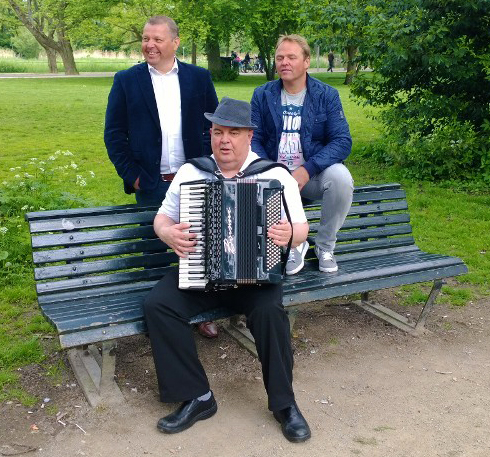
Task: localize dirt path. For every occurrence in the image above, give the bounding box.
[1,292,489,457]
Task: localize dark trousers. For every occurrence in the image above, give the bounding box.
[135,180,171,207]
[143,269,295,411]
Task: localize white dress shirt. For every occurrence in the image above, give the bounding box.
[148,60,185,174]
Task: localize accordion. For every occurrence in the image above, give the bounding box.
[178,178,283,290]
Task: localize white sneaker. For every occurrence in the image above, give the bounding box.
[314,245,338,273]
[285,241,310,275]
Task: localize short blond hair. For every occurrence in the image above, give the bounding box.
[276,34,311,59]
[145,16,179,39]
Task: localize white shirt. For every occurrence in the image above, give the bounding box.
[148,60,185,174]
[158,151,307,225]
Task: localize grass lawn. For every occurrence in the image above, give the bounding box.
[0,71,489,403]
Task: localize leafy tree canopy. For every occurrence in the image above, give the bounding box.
[351,0,490,182]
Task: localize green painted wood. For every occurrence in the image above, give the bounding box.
[29,211,157,234]
[36,269,168,298]
[25,204,158,222]
[33,239,173,264]
[31,225,156,249]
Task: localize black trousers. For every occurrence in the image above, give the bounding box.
[143,268,295,411]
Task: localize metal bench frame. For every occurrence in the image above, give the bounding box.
[26,183,467,406]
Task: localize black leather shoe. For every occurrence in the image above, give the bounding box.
[157,394,217,434]
[273,403,311,442]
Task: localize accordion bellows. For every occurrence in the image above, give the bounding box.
[179,178,283,290]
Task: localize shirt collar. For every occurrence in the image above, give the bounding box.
[147,58,179,76]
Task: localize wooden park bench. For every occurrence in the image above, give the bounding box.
[25,183,467,407]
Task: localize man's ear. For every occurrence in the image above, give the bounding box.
[248,129,254,142]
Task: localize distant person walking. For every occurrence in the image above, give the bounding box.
[327,51,335,72]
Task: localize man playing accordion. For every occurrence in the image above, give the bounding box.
[143,97,311,442]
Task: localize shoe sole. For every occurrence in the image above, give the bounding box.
[273,412,312,443]
[285,242,310,276]
[319,265,338,273]
[157,402,218,434]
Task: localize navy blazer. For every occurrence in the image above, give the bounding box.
[104,61,218,194]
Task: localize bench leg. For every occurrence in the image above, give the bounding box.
[354,280,444,335]
[223,310,299,358]
[67,340,125,407]
[414,279,443,332]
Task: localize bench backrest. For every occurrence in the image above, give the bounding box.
[25,183,412,303]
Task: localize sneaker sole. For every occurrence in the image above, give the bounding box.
[285,242,310,276]
[319,265,338,273]
[157,402,218,434]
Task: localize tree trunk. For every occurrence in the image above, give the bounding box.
[43,46,58,73]
[58,38,78,75]
[192,41,197,66]
[343,46,358,85]
[205,37,221,78]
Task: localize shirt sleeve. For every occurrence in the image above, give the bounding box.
[157,163,198,221]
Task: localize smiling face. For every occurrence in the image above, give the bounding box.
[141,23,180,73]
[275,40,310,89]
[211,125,253,176]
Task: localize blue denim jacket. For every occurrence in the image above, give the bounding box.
[251,74,352,178]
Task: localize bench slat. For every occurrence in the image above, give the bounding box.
[283,254,465,292]
[284,264,468,306]
[31,225,156,249]
[25,204,158,222]
[36,268,168,298]
[34,251,175,280]
[305,200,409,219]
[29,211,157,234]
[33,239,173,264]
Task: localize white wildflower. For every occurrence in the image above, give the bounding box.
[14,174,20,178]
[30,206,34,210]
[70,162,78,169]
[39,167,45,172]
[48,155,56,160]
[5,262,12,267]
[24,173,34,178]
[39,207,45,210]
[55,150,61,156]
[2,181,7,185]
[9,168,15,171]
[62,151,74,156]
[21,205,29,210]
[30,157,38,161]
[0,227,8,235]
[89,171,95,178]
[39,161,45,165]
[19,181,25,186]
[76,175,87,186]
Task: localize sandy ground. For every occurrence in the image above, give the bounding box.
[1,289,489,457]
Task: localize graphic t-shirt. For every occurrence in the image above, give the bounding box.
[278,88,306,171]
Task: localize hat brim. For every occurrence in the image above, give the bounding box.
[204,113,257,130]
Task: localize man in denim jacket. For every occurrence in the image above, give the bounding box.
[251,34,354,275]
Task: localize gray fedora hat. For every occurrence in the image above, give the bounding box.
[204,96,258,129]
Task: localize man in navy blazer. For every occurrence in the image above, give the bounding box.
[104,15,219,339]
[104,15,218,206]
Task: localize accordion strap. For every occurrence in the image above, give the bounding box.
[186,157,291,179]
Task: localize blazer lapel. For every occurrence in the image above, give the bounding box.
[136,63,160,128]
[177,61,191,125]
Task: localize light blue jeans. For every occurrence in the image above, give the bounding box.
[300,163,354,253]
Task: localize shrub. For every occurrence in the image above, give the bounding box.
[0,151,96,288]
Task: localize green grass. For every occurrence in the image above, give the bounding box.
[0,70,489,401]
